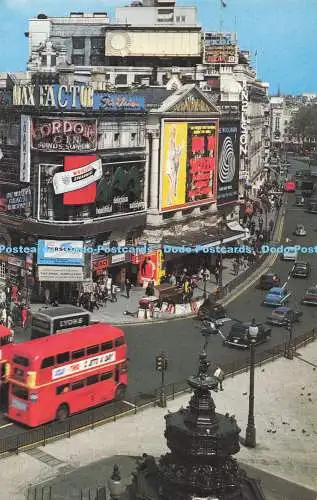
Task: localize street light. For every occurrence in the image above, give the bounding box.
[284,311,295,360]
[217,220,225,298]
[244,318,259,448]
[202,270,208,300]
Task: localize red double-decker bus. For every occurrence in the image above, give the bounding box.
[284,179,296,192]
[0,325,14,381]
[5,323,128,427]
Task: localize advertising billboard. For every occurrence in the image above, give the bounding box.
[38,266,84,282]
[240,81,249,179]
[37,240,84,266]
[161,121,218,212]
[31,118,97,152]
[204,32,237,65]
[12,85,145,111]
[217,122,240,205]
[6,187,32,211]
[38,159,145,221]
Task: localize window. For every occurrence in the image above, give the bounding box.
[0,262,6,280]
[51,55,57,66]
[100,371,113,381]
[181,16,186,21]
[41,55,47,66]
[115,337,125,347]
[73,37,85,49]
[56,384,70,395]
[176,16,180,22]
[131,133,136,141]
[72,349,85,360]
[101,341,113,351]
[57,352,70,364]
[90,55,105,66]
[114,133,120,142]
[72,55,85,65]
[115,74,127,85]
[12,356,29,367]
[41,356,55,369]
[87,375,99,385]
[12,385,28,400]
[87,345,99,356]
[91,37,104,50]
[72,380,85,391]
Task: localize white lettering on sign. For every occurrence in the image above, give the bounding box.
[240,80,248,160]
[52,351,116,380]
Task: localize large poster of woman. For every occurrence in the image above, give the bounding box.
[161,122,187,210]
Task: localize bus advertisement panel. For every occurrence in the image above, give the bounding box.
[6,323,127,427]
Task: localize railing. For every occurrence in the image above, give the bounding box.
[1,328,316,461]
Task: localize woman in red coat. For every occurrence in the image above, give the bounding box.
[21,305,28,328]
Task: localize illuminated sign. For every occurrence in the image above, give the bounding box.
[12,85,145,111]
[52,351,116,380]
[240,81,248,173]
[32,118,97,152]
[53,158,102,196]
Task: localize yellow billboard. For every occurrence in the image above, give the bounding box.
[161,122,188,210]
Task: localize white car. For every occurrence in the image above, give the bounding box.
[283,247,298,260]
[295,224,306,236]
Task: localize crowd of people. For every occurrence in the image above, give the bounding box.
[0,282,30,329]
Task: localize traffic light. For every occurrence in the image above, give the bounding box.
[156,354,168,371]
[156,355,163,371]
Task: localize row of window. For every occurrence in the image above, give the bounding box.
[56,370,113,395]
[72,36,104,50]
[12,336,125,369]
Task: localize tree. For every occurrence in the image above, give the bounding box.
[289,104,317,145]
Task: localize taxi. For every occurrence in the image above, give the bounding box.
[263,286,291,307]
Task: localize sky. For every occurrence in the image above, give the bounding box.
[0,0,316,95]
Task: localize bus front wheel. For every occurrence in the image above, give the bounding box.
[56,403,69,421]
[115,385,126,401]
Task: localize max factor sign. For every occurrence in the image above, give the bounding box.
[240,81,248,160]
[12,84,145,111]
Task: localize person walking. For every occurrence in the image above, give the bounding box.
[21,304,28,329]
[111,283,118,302]
[214,366,224,391]
[106,275,112,297]
[125,277,131,299]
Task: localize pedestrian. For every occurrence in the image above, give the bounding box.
[106,275,112,297]
[90,292,99,311]
[44,287,50,305]
[214,366,224,391]
[169,272,177,285]
[0,288,6,307]
[125,277,131,299]
[21,304,28,329]
[111,283,118,302]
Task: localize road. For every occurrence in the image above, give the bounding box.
[0,156,315,440]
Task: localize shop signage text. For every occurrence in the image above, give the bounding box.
[240,81,248,163]
[32,118,97,152]
[13,84,145,111]
[20,115,31,183]
[37,240,84,266]
[172,94,213,113]
[38,266,84,282]
[52,351,116,380]
[53,158,102,195]
[6,187,32,211]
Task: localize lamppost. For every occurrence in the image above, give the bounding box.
[285,311,295,360]
[244,318,259,448]
[217,220,225,297]
[202,270,208,299]
[156,351,168,407]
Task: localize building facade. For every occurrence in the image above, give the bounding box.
[0,82,148,298]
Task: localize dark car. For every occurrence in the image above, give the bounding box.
[198,302,230,325]
[258,272,281,290]
[295,196,305,207]
[224,322,271,349]
[291,261,310,278]
[302,287,317,305]
[267,306,303,326]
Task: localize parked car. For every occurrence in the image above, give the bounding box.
[295,196,305,207]
[258,272,281,290]
[294,224,306,236]
[291,261,310,278]
[283,247,298,261]
[267,306,303,326]
[224,322,271,349]
[263,287,291,306]
[302,287,317,305]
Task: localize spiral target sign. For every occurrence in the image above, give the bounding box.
[219,136,236,184]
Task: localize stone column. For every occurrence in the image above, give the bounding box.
[149,127,160,211]
[144,133,150,210]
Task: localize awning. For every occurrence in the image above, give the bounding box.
[227,221,250,241]
[161,224,248,250]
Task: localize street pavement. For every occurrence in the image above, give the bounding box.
[3,339,317,500]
